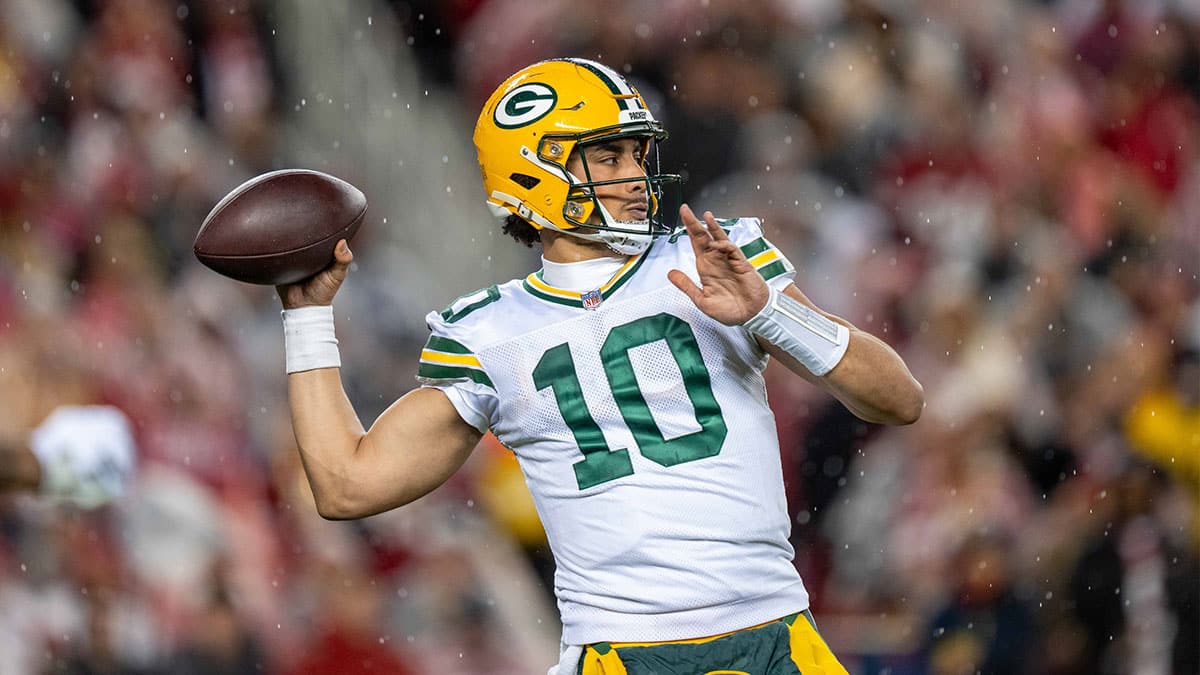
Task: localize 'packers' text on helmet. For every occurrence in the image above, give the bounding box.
[473,58,681,255]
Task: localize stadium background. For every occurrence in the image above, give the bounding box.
[0,0,1196,673]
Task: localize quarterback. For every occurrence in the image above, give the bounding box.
[278,59,922,673]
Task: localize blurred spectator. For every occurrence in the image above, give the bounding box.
[924,533,1036,675]
[1068,463,1199,675]
[163,564,266,675]
[283,564,414,675]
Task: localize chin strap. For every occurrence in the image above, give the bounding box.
[557,190,653,255]
[487,190,653,255]
[560,223,651,256]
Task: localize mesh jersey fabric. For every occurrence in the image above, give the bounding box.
[418,218,806,644]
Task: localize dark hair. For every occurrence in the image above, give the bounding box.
[502,214,541,248]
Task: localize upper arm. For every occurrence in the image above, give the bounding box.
[341,387,483,518]
[319,301,497,518]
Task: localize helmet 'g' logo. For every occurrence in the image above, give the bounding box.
[494,83,557,129]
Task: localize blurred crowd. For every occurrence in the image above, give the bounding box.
[0,0,1196,674]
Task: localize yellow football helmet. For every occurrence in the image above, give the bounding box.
[473,58,680,255]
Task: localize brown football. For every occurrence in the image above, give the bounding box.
[194,169,366,285]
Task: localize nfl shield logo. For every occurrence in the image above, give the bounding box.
[581,290,602,310]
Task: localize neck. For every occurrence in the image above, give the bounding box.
[540,254,628,292]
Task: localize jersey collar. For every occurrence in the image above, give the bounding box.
[522,240,654,308]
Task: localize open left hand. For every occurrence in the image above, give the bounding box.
[667,204,770,325]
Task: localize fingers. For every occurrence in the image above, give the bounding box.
[703,211,731,242]
[679,204,707,239]
[276,240,354,309]
[708,239,741,259]
[327,239,353,278]
[325,241,351,287]
[679,205,733,243]
[667,269,703,304]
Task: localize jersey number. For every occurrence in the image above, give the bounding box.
[532,313,728,489]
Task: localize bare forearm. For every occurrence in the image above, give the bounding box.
[286,367,369,516]
[759,285,923,425]
[763,329,923,425]
[822,330,924,425]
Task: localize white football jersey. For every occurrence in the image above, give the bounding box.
[418,218,808,644]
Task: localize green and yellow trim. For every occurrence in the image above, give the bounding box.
[418,335,494,387]
[521,241,654,308]
[739,237,770,258]
[740,237,792,282]
[746,248,781,268]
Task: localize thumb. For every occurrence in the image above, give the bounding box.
[667,269,703,304]
[333,239,353,265]
[326,240,353,282]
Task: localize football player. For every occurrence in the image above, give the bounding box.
[277,58,923,673]
[0,405,137,509]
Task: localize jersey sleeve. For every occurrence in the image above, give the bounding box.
[417,310,499,433]
[723,217,797,292]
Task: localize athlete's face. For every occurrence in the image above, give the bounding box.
[567,137,650,224]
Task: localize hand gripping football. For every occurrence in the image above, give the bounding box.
[193,169,366,285]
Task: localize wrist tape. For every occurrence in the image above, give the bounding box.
[744,286,850,376]
[282,305,341,373]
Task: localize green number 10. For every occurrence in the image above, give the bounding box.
[532,313,728,489]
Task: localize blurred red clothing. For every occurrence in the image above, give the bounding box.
[285,628,414,675]
[1098,88,1197,196]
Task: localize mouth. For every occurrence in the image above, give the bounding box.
[625,202,649,220]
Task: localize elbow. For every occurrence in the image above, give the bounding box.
[894,380,925,425]
[315,503,357,521]
[308,468,375,521]
[312,490,364,521]
[310,476,415,521]
[866,379,924,426]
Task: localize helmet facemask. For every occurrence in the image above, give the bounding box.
[533,125,681,256]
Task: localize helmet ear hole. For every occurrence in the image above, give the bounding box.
[509,173,541,189]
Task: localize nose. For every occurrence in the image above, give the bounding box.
[623,162,647,190]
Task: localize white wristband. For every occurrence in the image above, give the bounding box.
[282,305,341,373]
[744,286,850,376]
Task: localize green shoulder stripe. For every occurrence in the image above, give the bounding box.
[758,260,790,281]
[441,285,501,323]
[739,237,770,258]
[424,335,472,354]
[417,363,495,388]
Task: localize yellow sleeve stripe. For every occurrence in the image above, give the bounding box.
[747,249,781,269]
[420,350,484,369]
